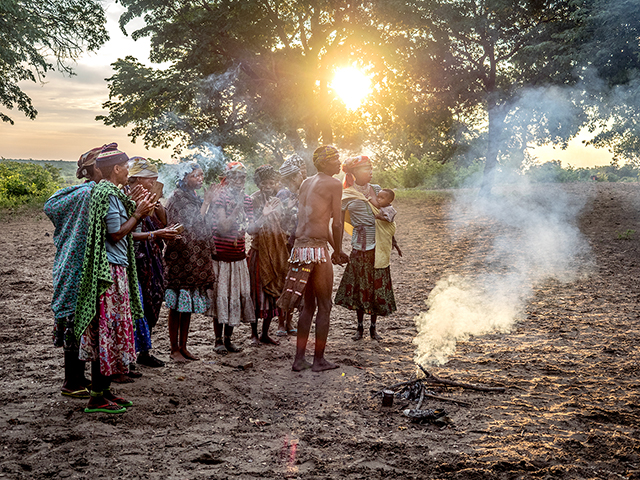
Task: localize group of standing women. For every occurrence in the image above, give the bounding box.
[161,157,309,360]
[162,150,398,360]
[46,145,398,411]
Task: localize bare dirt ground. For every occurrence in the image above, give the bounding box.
[0,182,639,479]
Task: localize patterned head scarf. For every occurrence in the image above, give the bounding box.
[128,157,159,178]
[279,154,303,178]
[96,143,129,169]
[176,162,201,190]
[341,155,371,188]
[221,161,247,185]
[279,161,301,178]
[76,145,104,179]
[312,145,339,170]
[253,164,279,186]
[288,154,306,170]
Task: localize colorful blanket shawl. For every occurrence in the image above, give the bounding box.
[74,180,142,340]
[250,191,289,297]
[44,182,94,319]
[342,187,396,269]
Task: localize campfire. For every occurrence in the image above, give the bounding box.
[376,365,506,425]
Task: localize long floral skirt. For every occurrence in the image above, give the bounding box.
[334,249,396,316]
[78,264,137,376]
[208,259,256,326]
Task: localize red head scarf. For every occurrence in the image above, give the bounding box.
[341,155,371,188]
[220,161,246,185]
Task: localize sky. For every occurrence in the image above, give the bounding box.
[1,1,172,163]
[1,1,614,168]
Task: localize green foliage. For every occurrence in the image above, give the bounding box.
[562,1,640,164]
[2,159,80,185]
[617,229,636,241]
[375,156,640,190]
[0,0,108,124]
[99,0,462,169]
[101,1,393,163]
[373,155,483,189]
[96,0,640,177]
[0,161,62,209]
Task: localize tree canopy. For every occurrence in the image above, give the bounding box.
[579,0,640,163]
[99,0,436,165]
[0,0,108,124]
[99,0,640,181]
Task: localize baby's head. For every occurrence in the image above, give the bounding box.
[377,188,395,208]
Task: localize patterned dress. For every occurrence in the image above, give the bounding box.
[164,187,215,313]
[79,264,137,376]
[248,191,289,320]
[209,187,256,326]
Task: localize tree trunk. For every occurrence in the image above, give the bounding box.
[317,78,333,145]
[480,99,501,196]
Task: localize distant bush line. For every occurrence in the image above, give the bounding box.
[0,160,65,212]
[373,158,640,189]
[2,157,639,214]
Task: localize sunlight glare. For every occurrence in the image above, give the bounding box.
[331,67,372,110]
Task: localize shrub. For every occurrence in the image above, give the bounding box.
[372,155,484,189]
[0,161,62,209]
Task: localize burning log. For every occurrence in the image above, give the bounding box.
[403,408,448,424]
[417,365,506,393]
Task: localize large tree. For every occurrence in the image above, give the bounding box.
[402,0,588,190]
[98,0,428,164]
[578,0,640,163]
[0,0,108,124]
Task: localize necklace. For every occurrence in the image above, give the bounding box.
[353,182,370,197]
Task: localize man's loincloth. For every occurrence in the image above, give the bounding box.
[276,238,328,311]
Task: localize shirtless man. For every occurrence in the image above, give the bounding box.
[277,145,349,372]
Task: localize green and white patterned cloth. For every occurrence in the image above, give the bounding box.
[74,180,142,340]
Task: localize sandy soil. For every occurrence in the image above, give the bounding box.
[0,182,639,479]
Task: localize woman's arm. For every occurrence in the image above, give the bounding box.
[107,195,154,243]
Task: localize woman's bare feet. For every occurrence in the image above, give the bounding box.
[292,358,312,371]
[250,335,260,347]
[311,358,339,372]
[260,334,280,345]
[224,338,243,353]
[180,347,199,361]
[170,350,188,362]
[111,374,134,384]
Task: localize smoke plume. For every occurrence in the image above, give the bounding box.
[157,142,227,198]
[413,178,592,366]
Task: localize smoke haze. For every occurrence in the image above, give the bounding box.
[157,143,227,198]
[413,179,592,366]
